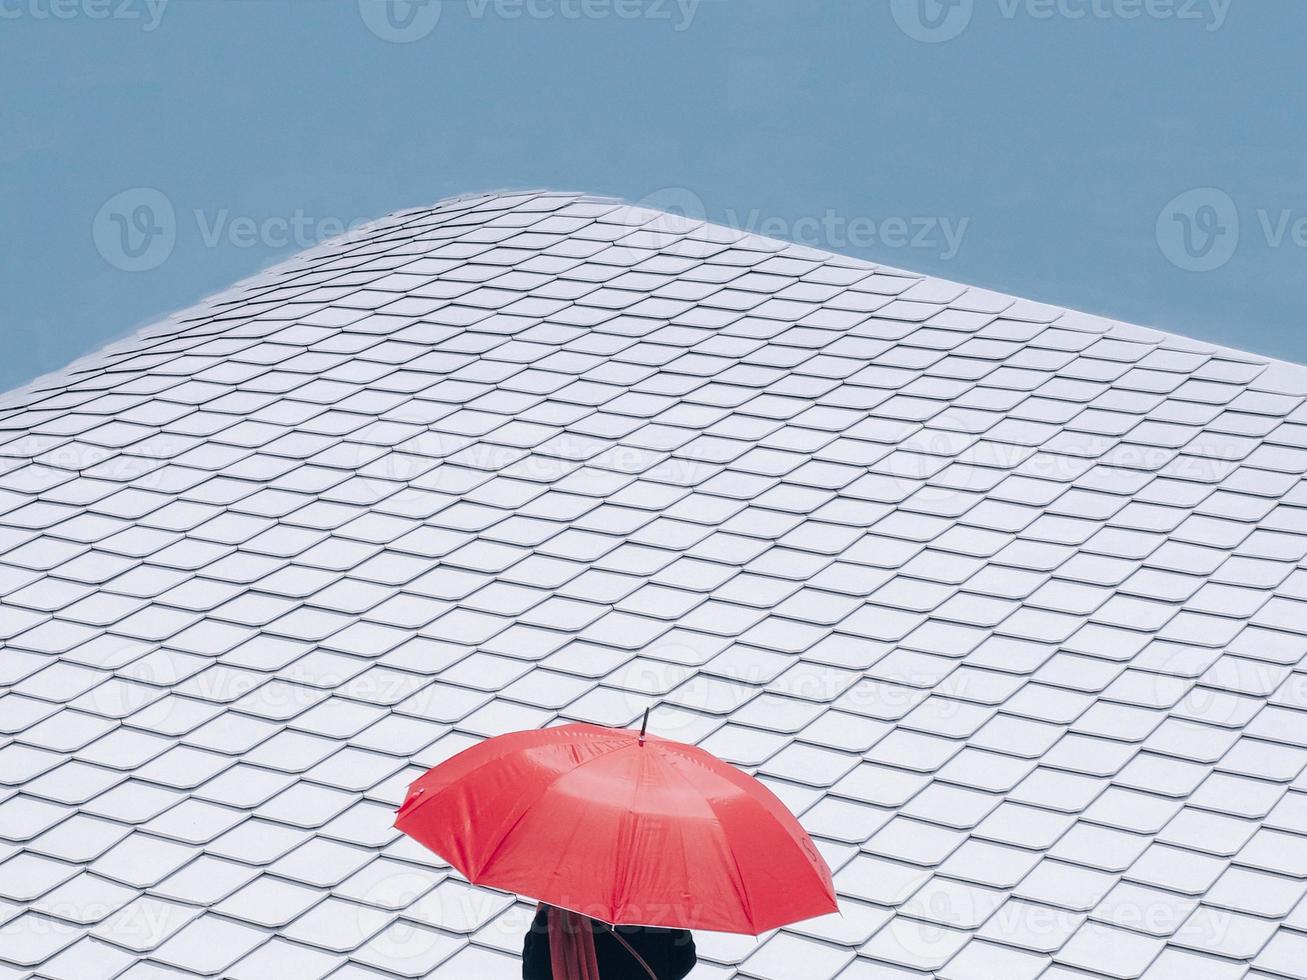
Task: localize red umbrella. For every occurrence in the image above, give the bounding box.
[394,719,837,935]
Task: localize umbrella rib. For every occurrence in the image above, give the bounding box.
[469,739,634,885]
[608,740,648,923]
[655,749,758,934]
[540,781,612,918]
[698,790,760,934]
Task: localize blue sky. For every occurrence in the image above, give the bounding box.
[2,0,1305,393]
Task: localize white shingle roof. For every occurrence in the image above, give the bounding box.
[3,190,1307,979]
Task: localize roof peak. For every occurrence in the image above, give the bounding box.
[5,188,1306,416]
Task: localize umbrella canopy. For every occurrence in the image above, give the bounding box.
[394,722,837,935]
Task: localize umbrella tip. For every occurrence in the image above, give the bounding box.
[638,706,651,745]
